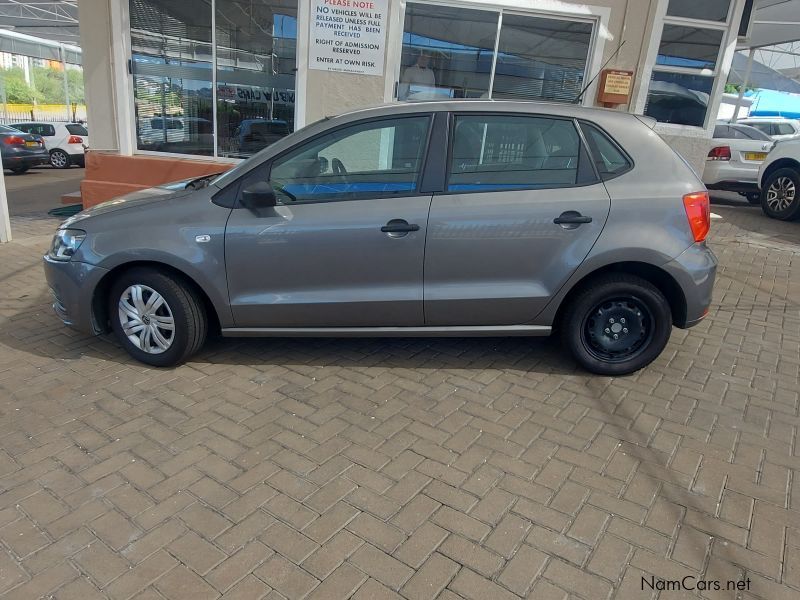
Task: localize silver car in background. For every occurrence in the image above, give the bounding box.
[43,101,716,375]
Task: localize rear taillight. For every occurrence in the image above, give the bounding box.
[683,191,710,242]
[2,135,25,146]
[707,146,731,161]
[67,135,83,144]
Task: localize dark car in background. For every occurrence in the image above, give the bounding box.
[0,124,49,174]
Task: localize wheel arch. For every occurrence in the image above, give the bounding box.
[553,261,688,330]
[761,158,800,188]
[91,261,221,335]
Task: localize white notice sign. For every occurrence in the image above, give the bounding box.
[309,0,387,76]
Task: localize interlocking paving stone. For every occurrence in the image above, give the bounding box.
[1,204,799,599]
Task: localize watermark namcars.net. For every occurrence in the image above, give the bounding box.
[642,575,751,593]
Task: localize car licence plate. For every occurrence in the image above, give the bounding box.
[744,152,767,161]
[25,140,39,147]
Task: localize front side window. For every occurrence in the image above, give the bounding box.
[447,115,581,192]
[644,0,731,128]
[268,117,430,204]
[776,123,796,135]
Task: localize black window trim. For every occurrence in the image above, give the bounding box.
[577,120,635,182]
[216,112,436,209]
[438,111,600,197]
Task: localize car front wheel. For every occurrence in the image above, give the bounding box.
[561,274,672,376]
[50,149,70,169]
[109,268,207,367]
[761,168,800,220]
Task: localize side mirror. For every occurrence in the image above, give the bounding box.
[240,181,277,209]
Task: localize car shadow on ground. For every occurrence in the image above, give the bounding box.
[0,290,578,376]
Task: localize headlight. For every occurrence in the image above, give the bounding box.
[48,229,86,261]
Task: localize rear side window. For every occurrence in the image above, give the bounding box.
[713,125,731,139]
[447,115,582,192]
[580,122,632,179]
[66,124,88,136]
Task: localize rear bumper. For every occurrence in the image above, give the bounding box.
[662,242,718,328]
[43,256,109,335]
[2,153,49,169]
[705,180,759,194]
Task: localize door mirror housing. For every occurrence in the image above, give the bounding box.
[240,181,277,209]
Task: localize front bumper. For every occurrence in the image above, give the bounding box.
[662,242,718,328]
[43,256,109,335]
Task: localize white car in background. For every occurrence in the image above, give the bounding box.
[703,123,774,204]
[736,117,800,142]
[9,121,89,169]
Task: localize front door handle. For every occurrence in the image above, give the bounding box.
[381,219,420,236]
[554,212,593,226]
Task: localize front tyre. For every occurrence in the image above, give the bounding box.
[109,268,207,367]
[561,274,672,376]
[761,168,800,220]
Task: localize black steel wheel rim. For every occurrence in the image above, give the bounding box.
[581,296,655,363]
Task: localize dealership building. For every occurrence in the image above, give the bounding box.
[76,0,754,205]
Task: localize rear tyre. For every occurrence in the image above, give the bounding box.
[50,149,70,169]
[10,166,29,175]
[561,274,672,376]
[761,168,800,220]
[745,192,761,205]
[109,268,207,367]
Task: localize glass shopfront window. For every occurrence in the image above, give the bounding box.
[130,0,214,155]
[215,0,297,158]
[644,0,732,128]
[129,0,297,158]
[397,3,594,103]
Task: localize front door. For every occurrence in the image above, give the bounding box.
[225,115,433,327]
[424,113,611,325]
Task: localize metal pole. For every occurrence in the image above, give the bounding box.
[731,47,755,122]
[60,45,71,121]
[0,169,11,243]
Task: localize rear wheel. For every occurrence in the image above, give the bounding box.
[761,168,800,220]
[109,268,207,367]
[50,149,70,169]
[561,274,672,376]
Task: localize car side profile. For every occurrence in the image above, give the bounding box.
[43,101,716,375]
[10,121,89,169]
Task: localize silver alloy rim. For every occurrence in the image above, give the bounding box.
[766,176,796,212]
[118,284,175,354]
[51,151,67,168]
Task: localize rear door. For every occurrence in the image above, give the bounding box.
[423,113,612,326]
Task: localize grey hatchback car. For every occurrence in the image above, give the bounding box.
[44,101,716,375]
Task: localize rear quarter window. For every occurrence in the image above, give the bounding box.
[580,122,632,180]
[66,124,89,136]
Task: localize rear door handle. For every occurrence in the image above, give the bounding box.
[554,212,593,226]
[381,219,420,234]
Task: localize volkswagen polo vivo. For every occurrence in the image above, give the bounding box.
[44,101,716,375]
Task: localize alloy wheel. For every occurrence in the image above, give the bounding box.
[117,284,175,354]
[766,176,796,212]
[50,151,68,168]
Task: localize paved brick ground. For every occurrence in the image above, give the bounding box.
[0,202,799,600]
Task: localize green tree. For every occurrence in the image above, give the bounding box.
[0,67,40,103]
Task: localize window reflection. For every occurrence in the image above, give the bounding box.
[493,14,592,102]
[644,71,713,127]
[215,0,298,158]
[399,3,497,101]
[657,25,723,70]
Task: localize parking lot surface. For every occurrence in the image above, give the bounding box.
[0,186,799,599]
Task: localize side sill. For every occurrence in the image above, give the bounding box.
[221,325,553,338]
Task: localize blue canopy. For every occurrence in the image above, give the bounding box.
[746,89,800,119]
